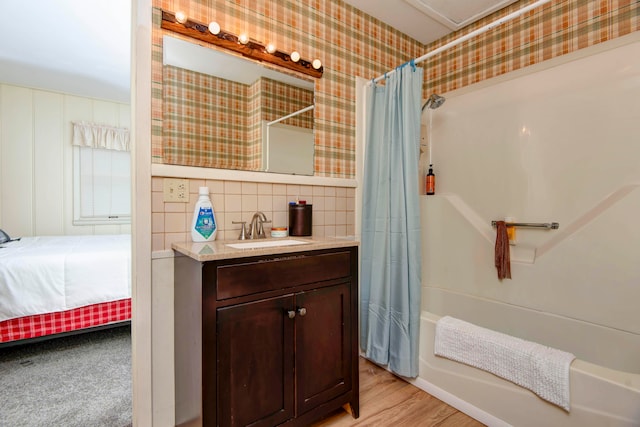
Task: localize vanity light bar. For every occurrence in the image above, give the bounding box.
[161,10,323,79]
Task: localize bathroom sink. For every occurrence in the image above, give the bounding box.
[226,239,311,250]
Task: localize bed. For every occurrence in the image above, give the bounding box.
[0,234,131,345]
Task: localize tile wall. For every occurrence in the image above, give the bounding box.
[152,177,355,251]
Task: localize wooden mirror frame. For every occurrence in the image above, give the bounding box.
[161,10,323,80]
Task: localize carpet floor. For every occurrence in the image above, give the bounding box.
[0,325,132,427]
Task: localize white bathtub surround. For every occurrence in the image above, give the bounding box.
[417,35,640,426]
[434,316,575,411]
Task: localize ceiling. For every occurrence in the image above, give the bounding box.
[0,0,514,103]
[342,0,518,44]
[0,0,131,103]
[343,0,452,45]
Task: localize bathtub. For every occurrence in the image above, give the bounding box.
[407,34,640,427]
[411,294,640,426]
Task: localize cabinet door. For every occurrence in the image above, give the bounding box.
[217,295,295,427]
[295,282,351,415]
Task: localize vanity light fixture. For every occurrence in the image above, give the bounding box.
[175,10,187,24]
[266,43,277,54]
[206,0,220,35]
[238,33,249,44]
[161,10,323,79]
[208,21,221,35]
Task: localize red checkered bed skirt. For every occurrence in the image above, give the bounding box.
[0,298,131,344]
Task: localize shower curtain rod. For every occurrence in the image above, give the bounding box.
[267,105,314,126]
[369,0,553,85]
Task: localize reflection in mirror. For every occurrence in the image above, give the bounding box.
[162,36,315,175]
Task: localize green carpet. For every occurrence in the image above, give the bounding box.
[0,325,131,427]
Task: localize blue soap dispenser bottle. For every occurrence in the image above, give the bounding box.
[191,187,217,242]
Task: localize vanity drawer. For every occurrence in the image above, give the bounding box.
[215,251,351,300]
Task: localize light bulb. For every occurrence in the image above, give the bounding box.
[312,59,322,69]
[208,21,220,35]
[238,33,249,44]
[175,10,187,24]
[266,43,276,54]
[290,51,300,62]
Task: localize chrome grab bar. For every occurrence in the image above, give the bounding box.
[491,221,559,229]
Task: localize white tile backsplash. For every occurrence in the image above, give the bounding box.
[152,177,355,250]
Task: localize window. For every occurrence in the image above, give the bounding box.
[72,121,131,225]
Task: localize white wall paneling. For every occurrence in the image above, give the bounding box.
[63,95,92,235]
[1,85,33,237]
[0,83,130,237]
[34,90,64,235]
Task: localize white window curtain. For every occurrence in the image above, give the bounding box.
[72,122,131,225]
[72,121,130,152]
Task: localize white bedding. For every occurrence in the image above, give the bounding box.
[0,234,131,322]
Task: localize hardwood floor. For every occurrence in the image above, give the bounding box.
[313,357,485,427]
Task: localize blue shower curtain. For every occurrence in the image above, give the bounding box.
[361,62,423,378]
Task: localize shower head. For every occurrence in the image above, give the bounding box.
[422,94,446,111]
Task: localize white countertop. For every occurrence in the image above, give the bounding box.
[172,236,359,262]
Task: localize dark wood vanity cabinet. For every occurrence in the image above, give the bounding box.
[175,246,359,427]
[216,295,295,427]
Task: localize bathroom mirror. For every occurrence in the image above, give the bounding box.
[162,36,315,175]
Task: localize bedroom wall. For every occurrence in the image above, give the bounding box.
[0,83,131,237]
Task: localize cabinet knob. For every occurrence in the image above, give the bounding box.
[297,307,307,317]
[287,310,296,319]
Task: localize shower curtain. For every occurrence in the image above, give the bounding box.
[360,62,423,377]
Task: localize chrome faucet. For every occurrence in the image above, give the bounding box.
[248,212,271,239]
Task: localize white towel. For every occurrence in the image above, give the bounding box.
[434,316,576,411]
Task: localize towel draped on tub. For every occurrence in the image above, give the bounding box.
[434,316,576,411]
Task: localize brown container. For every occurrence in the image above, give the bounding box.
[288,204,312,236]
